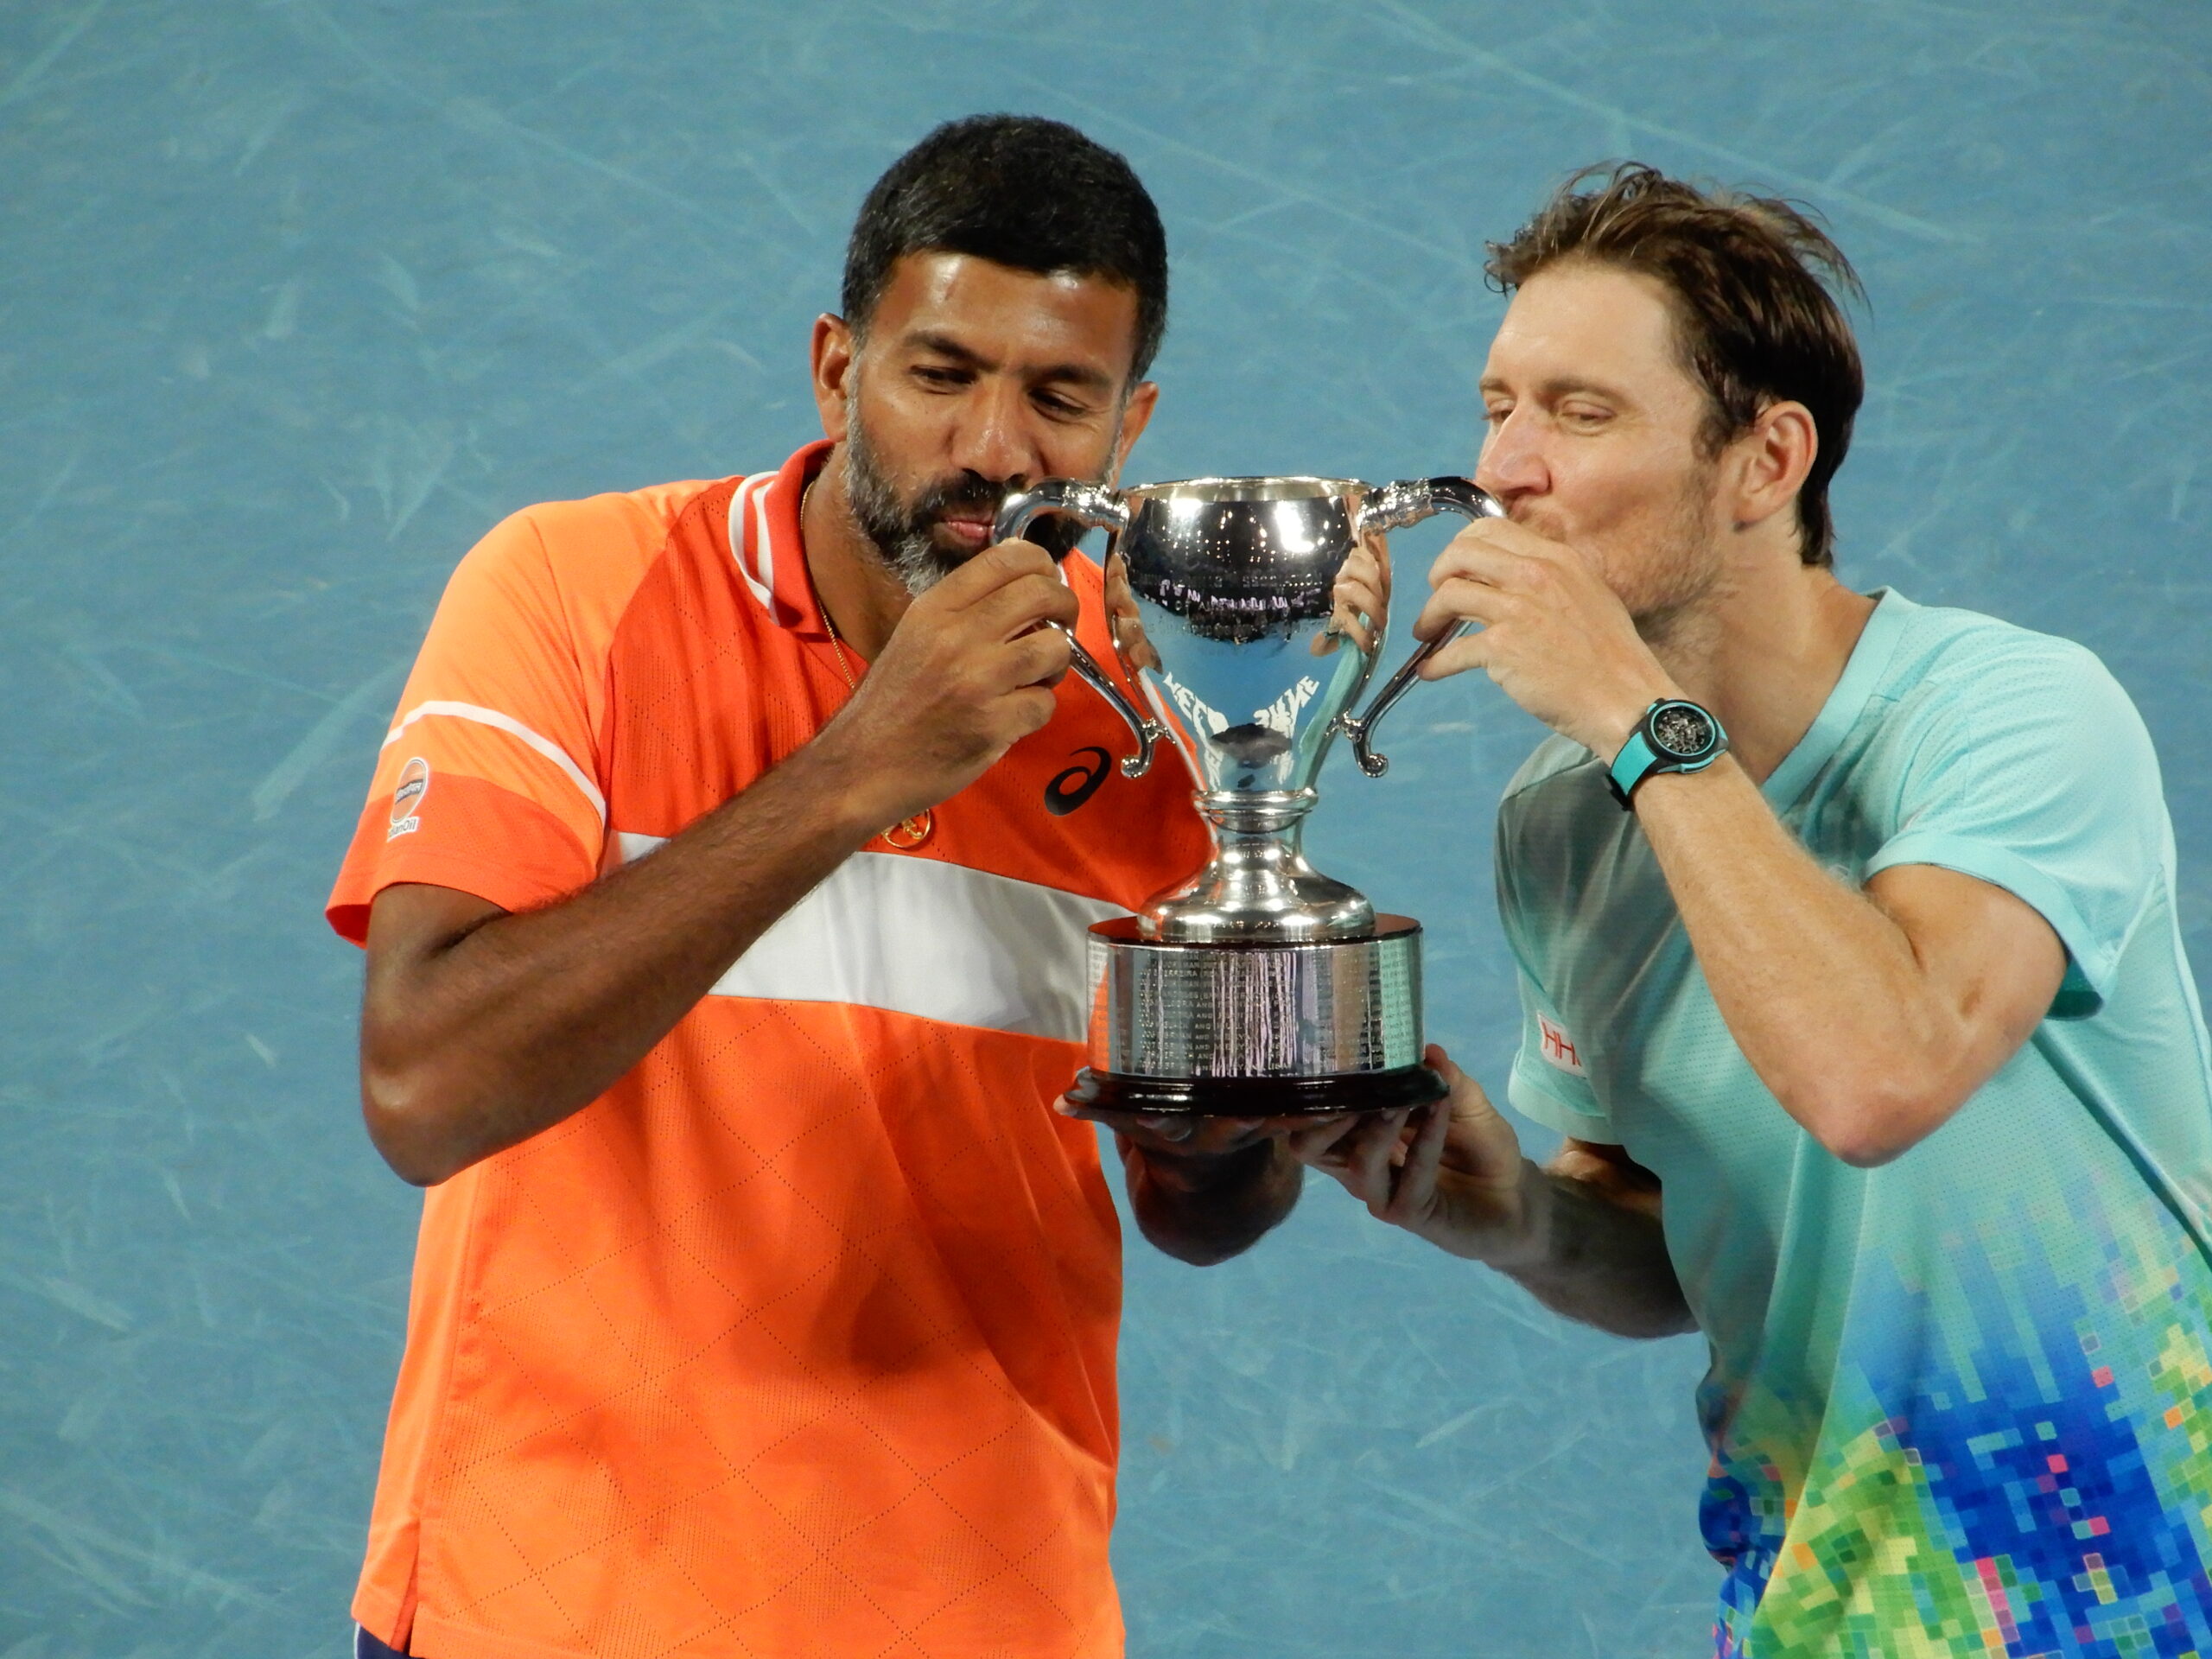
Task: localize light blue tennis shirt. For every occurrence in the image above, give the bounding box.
[1498,590,2212,1658]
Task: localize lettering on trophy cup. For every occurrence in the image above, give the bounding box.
[1157,668,1230,737]
[1255,676,1322,738]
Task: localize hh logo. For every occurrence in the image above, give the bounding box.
[1537,1014,1586,1077]
[388,756,430,840]
[1045,746,1113,817]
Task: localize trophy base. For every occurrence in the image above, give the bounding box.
[1071,914,1436,1118]
[1062,1062,1447,1121]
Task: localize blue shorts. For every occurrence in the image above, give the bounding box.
[355,1628,406,1659]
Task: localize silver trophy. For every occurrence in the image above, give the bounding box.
[995,474,1503,1116]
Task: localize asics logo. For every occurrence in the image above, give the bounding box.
[1044,747,1113,816]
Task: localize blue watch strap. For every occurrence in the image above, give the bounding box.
[1607,729,1662,808]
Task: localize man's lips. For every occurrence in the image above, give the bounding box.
[938,513,994,550]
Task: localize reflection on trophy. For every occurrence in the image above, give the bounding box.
[995,474,1503,1116]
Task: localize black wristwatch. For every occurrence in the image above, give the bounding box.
[1605,698,1728,810]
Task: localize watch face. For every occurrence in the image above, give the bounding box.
[1649,702,1715,760]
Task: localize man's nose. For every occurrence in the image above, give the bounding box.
[1475,411,1548,505]
[948,379,1036,487]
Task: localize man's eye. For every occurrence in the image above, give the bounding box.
[1560,404,1612,425]
[1483,405,1512,425]
[1035,393,1085,417]
[913,365,968,387]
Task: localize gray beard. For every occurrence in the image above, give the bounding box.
[842,419,960,596]
[840,397,1114,596]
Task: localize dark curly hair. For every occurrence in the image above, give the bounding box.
[842,114,1168,384]
[1487,163,1866,567]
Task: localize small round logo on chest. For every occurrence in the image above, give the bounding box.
[881,811,934,849]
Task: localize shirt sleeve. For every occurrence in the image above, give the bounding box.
[1505,964,1618,1142]
[1861,633,2166,1020]
[327,508,608,944]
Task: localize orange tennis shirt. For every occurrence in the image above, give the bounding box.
[327,441,1209,1659]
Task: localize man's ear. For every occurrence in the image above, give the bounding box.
[1729,400,1817,534]
[1109,380,1160,482]
[811,314,856,443]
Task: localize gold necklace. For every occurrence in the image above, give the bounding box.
[804,472,932,850]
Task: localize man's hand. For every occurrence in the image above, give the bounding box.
[1318,541,1390,657]
[820,539,1080,829]
[1411,518,1674,759]
[1074,1103,1344,1267]
[1287,1047,1536,1266]
[1103,551,1161,676]
[1289,1047,1696,1337]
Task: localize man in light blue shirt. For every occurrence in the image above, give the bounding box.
[1299,165,2212,1656]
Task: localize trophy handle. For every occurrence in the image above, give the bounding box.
[1336,477,1506,779]
[992,480,1163,779]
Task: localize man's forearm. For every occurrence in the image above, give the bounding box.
[1630,755,2002,1162]
[1484,1162,1694,1339]
[1119,1138,1304,1266]
[361,740,883,1182]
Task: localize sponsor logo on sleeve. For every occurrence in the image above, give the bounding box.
[388,756,430,840]
[1045,746,1113,816]
[1537,1013,1586,1077]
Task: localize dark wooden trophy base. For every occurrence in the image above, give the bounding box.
[1061,1062,1447,1122]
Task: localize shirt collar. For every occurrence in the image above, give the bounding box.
[1761,587,1916,810]
[726,440,833,638]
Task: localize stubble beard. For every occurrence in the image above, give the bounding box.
[1621,459,1726,654]
[841,395,1106,597]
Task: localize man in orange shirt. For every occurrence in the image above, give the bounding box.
[330,115,1305,1659]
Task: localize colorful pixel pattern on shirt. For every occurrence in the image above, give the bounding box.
[1709,1155,2212,1657]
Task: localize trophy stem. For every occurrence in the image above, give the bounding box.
[1137,790,1376,944]
[1200,786,1319,837]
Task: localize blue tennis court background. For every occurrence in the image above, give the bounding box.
[3,3,2209,1654]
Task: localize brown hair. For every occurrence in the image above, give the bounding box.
[1485,163,1866,567]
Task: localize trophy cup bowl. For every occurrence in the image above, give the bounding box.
[995,473,1504,1118]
